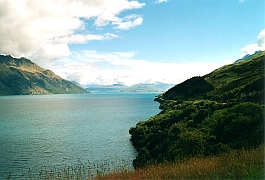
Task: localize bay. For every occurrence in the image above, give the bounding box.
[0,93,160,178]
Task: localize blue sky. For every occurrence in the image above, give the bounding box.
[0,0,264,86]
[79,0,264,63]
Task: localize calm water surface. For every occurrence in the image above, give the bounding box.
[0,93,160,178]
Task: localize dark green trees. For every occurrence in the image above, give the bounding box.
[130,100,264,168]
[202,102,264,148]
[162,76,214,101]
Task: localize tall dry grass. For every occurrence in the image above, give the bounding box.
[95,145,264,180]
[10,145,263,179]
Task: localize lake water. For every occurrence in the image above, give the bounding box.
[0,93,160,179]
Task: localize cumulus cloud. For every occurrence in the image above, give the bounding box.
[0,0,145,63]
[241,29,265,56]
[51,50,221,86]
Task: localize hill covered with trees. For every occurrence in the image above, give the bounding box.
[129,51,264,168]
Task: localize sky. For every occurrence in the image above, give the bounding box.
[0,0,264,86]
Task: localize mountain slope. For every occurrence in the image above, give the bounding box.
[159,50,264,103]
[204,50,264,103]
[161,76,214,100]
[234,50,262,63]
[0,55,88,95]
[129,51,264,168]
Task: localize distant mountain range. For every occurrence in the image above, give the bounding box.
[0,55,88,95]
[85,83,174,93]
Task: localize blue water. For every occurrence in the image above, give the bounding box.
[0,93,160,178]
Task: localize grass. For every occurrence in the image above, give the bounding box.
[7,158,133,179]
[8,145,263,179]
[95,145,264,180]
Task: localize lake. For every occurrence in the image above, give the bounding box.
[0,93,160,179]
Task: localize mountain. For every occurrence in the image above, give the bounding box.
[129,50,264,168]
[0,55,89,95]
[234,50,262,63]
[159,50,264,103]
[85,84,126,93]
[85,83,174,93]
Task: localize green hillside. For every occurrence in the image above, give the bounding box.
[129,51,264,168]
[160,51,264,103]
[0,55,89,95]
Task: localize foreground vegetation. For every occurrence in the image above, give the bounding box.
[8,158,133,179]
[129,101,264,168]
[96,145,264,180]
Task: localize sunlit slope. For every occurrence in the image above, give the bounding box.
[0,55,88,95]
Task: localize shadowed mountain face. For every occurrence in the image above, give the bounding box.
[0,55,88,95]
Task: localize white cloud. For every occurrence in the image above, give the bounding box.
[241,29,265,56]
[51,50,221,86]
[239,0,245,3]
[113,15,144,30]
[54,33,118,44]
[257,29,265,48]
[223,59,235,65]
[0,0,145,63]
[155,0,169,4]
[29,43,71,68]
[94,0,145,27]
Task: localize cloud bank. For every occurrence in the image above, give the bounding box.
[51,50,221,86]
[0,0,145,65]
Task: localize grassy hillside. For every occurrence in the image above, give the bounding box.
[160,50,264,103]
[129,51,264,168]
[0,55,88,95]
[204,51,264,103]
